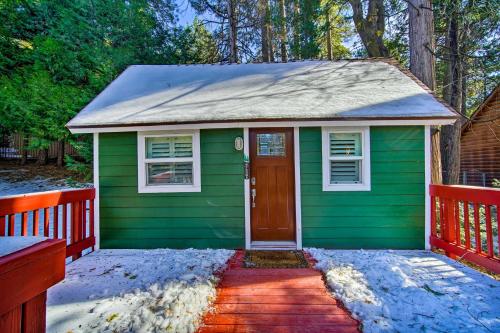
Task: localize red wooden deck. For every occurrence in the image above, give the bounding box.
[198,250,360,333]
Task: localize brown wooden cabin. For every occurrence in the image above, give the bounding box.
[460,85,500,187]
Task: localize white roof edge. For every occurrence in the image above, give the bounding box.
[69,118,456,134]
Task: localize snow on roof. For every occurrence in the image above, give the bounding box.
[67,60,456,129]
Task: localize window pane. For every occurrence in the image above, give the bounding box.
[330,160,361,184]
[146,136,192,158]
[147,162,193,185]
[257,133,286,156]
[330,133,362,157]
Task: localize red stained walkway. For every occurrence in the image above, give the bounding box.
[198,250,360,333]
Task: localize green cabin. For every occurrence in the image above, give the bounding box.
[67,60,457,250]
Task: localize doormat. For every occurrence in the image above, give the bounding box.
[243,250,309,268]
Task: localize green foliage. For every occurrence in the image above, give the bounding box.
[317,1,351,59]
[0,0,218,177]
[295,0,322,59]
[65,134,93,181]
[171,19,219,64]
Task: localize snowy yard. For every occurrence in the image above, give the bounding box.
[308,249,500,333]
[0,174,79,197]
[47,249,233,333]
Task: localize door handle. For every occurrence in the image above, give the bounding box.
[251,188,256,208]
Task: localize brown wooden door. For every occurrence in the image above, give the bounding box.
[250,128,295,242]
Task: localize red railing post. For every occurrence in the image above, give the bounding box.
[463,202,471,250]
[0,216,5,236]
[443,198,457,258]
[8,215,14,236]
[473,203,481,253]
[485,205,493,258]
[21,212,28,236]
[62,204,67,241]
[71,201,81,260]
[33,210,39,236]
[53,206,59,239]
[497,208,500,257]
[90,199,95,251]
[430,195,436,237]
[43,207,50,237]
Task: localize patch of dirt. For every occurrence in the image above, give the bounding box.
[0,160,87,183]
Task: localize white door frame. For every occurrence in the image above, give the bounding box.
[243,127,302,250]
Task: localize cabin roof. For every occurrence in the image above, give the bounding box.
[67,59,457,129]
[462,85,500,133]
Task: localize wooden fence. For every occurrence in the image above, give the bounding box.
[0,132,79,160]
[430,184,500,274]
[0,188,96,259]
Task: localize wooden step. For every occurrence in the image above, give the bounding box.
[224,268,318,276]
[203,313,359,326]
[214,303,350,315]
[215,294,339,305]
[198,325,360,333]
[218,287,327,296]
[219,275,324,289]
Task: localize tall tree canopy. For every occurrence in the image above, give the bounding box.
[0,0,218,170]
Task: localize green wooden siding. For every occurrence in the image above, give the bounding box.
[99,129,245,249]
[300,126,425,249]
[99,126,425,250]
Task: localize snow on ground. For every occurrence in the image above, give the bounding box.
[0,176,86,197]
[0,173,91,237]
[0,175,67,196]
[308,249,500,333]
[0,236,47,256]
[47,248,233,333]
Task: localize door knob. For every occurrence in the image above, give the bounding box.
[251,188,256,208]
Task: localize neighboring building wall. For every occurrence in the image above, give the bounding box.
[99,129,245,249]
[300,126,425,249]
[460,89,500,187]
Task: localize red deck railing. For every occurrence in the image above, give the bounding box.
[430,184,500,274]
[0,188,96,259]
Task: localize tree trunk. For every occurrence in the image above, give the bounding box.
[440,0,462,185]
[431,129,442,184]
[292,0,301,60]
[349,0,388,57]
[227,0,238,63]
[259,0,269,62]
[408,0,436,90]
[37,148,48,166]
[269,16,275,63]
[325,10,332,60]
[278,0,288,62]
[57,140,65,167]
[408,0,441,184]
[20,135,28,165]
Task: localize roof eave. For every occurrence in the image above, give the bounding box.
[67,116,457,134]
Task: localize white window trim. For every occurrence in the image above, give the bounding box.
[322,126,371,191]
[137,130,201,193]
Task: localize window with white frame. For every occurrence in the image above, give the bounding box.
[322,127,371,191]
[138,131,201,193]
